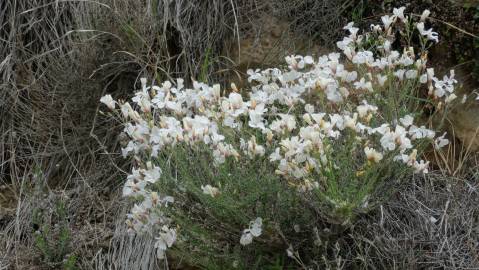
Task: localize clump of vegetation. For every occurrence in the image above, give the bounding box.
[101,7,468,268]
[1,0,477,269]
[32,199,77,269]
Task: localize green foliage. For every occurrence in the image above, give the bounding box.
[32,199,77,269]
[351,0,366,23]
[150,118,411,267]
[104,4,460,269]
[155,145,309,268]
[199,47,212,83]
[63,255,78,270]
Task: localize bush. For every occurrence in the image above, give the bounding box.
[101,7,463,268]
[32,199,77,269]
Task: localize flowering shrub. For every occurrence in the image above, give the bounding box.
[101,7,458,267]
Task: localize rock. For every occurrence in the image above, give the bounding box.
[449,100,479,151]
[224,14,327,88]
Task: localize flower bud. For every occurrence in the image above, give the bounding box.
[420,10,430,22]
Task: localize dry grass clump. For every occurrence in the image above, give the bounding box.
[297,172,479,269]
[270,0,356,46]
[84,0,263,84]
[0,0,258,268]
[349,173,479,269]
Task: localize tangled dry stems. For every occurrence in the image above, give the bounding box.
[354,173,479,269]
[270,0,354,46]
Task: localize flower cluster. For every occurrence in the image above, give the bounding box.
[100,7,458,259]
[240,218,263,246]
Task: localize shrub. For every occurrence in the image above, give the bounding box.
[32,198,77,269]
[100,7,462,268]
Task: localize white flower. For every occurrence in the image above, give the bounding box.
[409,125,435,140]
[356,100,378,118]
[250,217,262,236]
[285,55,308,69]
[325,85,343,103]
[100,94,116,110]
[155,226,177,259]
[417,22,439,43]
[121,141,137,158]
[344,113,358,130]
[269,148,282,162]
[380,125,412,152]
[229,92,244,109]
[399,115,414,127]
[270,114,296,133]
[248,137,265,157]
[143,164,162,183]
[354,77,373,92]
[248,103,267,130]
[393,7,406,22]
[413,160,429,174]
[380,129,397,151]
[240,217,263,246]
[405,69,418,79]
[151,89,167,109]
[434,132,449,149]
[352,51,374,65]
[394,69,406,81]
[399,149,417,165]
[343,22,359,39]
[399,55,414,66]
[304,55,314,65]
[304,104,315,114]
[125,122,149,142]
[382,40,392,53]
[387,51,400,65]
[299,127,319,145]
[427,68,435,80]
[394,125,413,151]
[123,178,147,197]
[132,85,152,113]
[201,184,220,197]
[213,143,239,164]
[240,231,253,246]
[372,124,390,135]
[364,147,383,163]
[377,74,388,86]
[337,36,354,51]
[339,70,358,83]
[420,73,428,84]
[445,93,457,103]
[381,15,394,29]
[120,102,137,120]
[286,246,295,258]
[370,24,382,33]
[420,9,431,22]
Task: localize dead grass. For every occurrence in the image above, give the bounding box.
[351,172,479,269]
[0,1,258,268]
[270,0,355,46]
